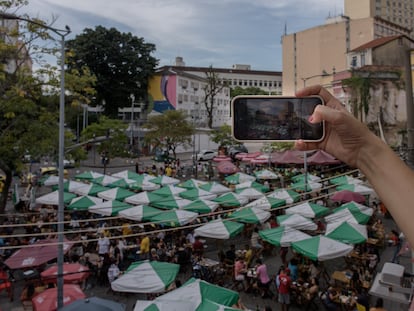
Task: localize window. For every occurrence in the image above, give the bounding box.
[351,56,358,67]
[361,54,365,67]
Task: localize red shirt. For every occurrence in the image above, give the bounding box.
[192,239,204,252]
[278,272,291,294]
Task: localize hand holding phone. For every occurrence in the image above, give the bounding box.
[231,96,325,142]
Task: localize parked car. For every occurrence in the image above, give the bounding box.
[153,148,176,162]
[227,144,248,158]
[195,150,218,161]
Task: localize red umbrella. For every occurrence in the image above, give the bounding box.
[213,155,232,162]
[273,150,303,165]
[217,161,240,174]
[41,263,90,285]
[32,284,86,311]
[5,238,72,270]
[307,150,341,165]
[331,190,366,204]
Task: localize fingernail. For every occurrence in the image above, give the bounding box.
[308,116,314,122]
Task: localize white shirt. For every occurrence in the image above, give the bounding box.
[97,237,110,255]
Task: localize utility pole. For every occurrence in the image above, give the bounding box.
[404,48,414,168]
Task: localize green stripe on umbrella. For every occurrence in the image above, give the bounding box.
[235,181,270,193]
[225,172,256,184]
[228,207,270,224]
[194,219,244,239]
[35,191,77,205]
[149,210,198,227]
[330,175,362,185]
[181,199,219,214]
[179,188,217,201]
[93,175,121,186]
[72,183,110,196]
[52,180,85,193]
[178,179,208,189]
[267,189,300,204]
[74,171,103,181]
[325,221,367,244]
[234,187,265,200]
[125,191,164,205]
[245,196,286,210]
[254,169,279,180]
[88,200,132,216]
[336,183,375,195]
[285,202,329,218]
[212,192,248,207]
[291,173,321,183]
[96,187,135,201]
[67,195,103,211]
[152,185,186,197]
[149,175,180,186]
[276,214,317,231]
[259,226,311,247]
[199,182,231,194]
[112,170,142,180]
[151,196,193,210]
[118,205,162,222]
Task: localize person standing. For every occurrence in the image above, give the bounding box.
[255,259,271,298]
[140,233,150,260]
[97,233,110,257]
[278,268,292,311]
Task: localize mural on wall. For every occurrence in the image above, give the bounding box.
[148,74,177,113]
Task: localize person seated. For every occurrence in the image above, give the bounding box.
[233,254,248,291]
[254,259,271,298]
[303,277,319,302]
[192,236,204,256]
[322,286,340,311]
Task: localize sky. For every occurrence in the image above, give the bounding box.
[15,0,344,71]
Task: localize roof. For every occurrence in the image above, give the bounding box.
[351,35,403,52]
[157,65,282,77]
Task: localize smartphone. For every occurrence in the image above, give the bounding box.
[231,95,325,142]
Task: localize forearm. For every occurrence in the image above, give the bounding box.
[358,135,414,245]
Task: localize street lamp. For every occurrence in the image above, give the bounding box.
[0,12,71,309]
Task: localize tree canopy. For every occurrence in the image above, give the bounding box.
[66,26,158,117]
[143,110,194,158]
[209,124,238,147]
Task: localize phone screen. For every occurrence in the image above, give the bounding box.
[232,96,324,142]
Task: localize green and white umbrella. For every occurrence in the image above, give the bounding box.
[125,191,164,205]
[291,173,321,183]
[290,181,323,192]
[336,183,375,196]
[182,199,219,214]
[149,175,180,186]
[67,195,103,211]
[178,179,208,189]
[74,171,104,181]
[118,205,163,222]
[245,196,286,210]
[234,187,265,201]
[330,175,362,185]
[259,226,311,247]
[325,202,373,225]
[291,235,353,261]
[149,210,198,227]
[35,191,77,205]
[108,178,137,189]
[52,180,85,193]
[72,183,110,197]
[152,185,186,197]
[128,180,160,191]
[267,189,300,204]
[112,260,180,293]
[112,170,142,181]
[88,200,132,216]
[151,196,193,210]
[97,187,135,201]
[224,172,256,185]
[228,207,270,224]
[325,221,367,244]
[179,188,217,201]
[254,169,279,180]
[277,214,317,231]
[134,278,239,311]
[194,219,244,239]
[235,181,270,193]
[285,202,329,218]
[199,182,231,195]
[335,201,373,215]
[93,175,121,186]
[212,192,248,207]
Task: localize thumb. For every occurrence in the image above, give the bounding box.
[310,104,346,124]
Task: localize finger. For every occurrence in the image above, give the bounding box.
[295,139,320,151]
[309,104,346,124]
[295,85,324,97]
[297,85,345,111]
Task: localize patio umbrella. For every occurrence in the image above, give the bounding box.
[331,190,366,204]
[67,195,104,211]
[334,201,373,214]
[199,182,231,195]
[52,180,85,192]
[228,207,270,224]
[135,297,241,311]
[216,161,240,174]
[111,260,180,293]
[149,210,198,227]
[178,179,208,189]
[291,173,321,183]
[234,187,265,200]
[254,169,279,180]
[336,183,376,196]
[325,221,368,244]
[74,171,103,181]
[118,205,163,222]
[72,183,110,197]
[41,262,90,285]
[245,196,286,210]
[96,187,135,201]
[224,172,256,184]
[61,297,125,311]
[291,235,353,261]
[88,200,132,216]
[250,154,272,165]
[259,226,312,247]
[267,189,300,204]
[306,150,340,165]
[125,191,164,205]
[194,219,244,239]
[108,178,137,189]
[152,185,186,197]
[179,188,217,201]
[5,238,72,270]
[212,192,248,207]
[151,196,193,210]
[276,214,317,231]
[329,175,363,185]
[325,208,371,225]
[213,155,232,162]
[35,190,77,205]
[284,202,329,218]
[39,175,66,186]
[134,278,239,311]
[290,181,323,192]
[128,180,160,191]
[32,284,86,311]
[181,199,219,214]
[149,175,180,186]
[93,175,121,186]
[235,181,269,193]
[112,170,142,181]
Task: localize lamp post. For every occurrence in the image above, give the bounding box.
[0,12,71,309]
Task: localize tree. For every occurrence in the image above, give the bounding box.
[343,75,372,122]
[66,26,158,117]
[230,86,269,97]
[143,110,194,158]
[202,66,226,128]
[209,124,238,148]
